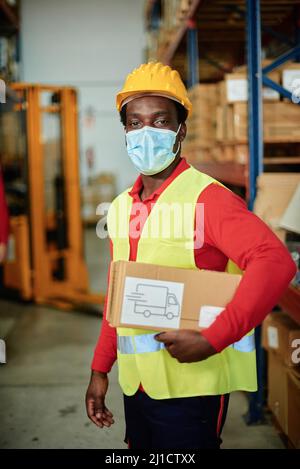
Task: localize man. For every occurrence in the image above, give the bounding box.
[86,62,296,449]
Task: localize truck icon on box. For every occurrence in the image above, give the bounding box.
[126,283,180,320]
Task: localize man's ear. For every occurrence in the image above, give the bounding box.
[179,122,187,142]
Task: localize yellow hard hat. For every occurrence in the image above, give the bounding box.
[116,62,192,116]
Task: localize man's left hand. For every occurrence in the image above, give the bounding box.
[155,330,217,363]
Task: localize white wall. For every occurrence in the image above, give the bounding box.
[20,0,145,192]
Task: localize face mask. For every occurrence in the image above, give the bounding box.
[125,124,181,176]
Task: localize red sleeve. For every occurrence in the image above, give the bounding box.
[91,240,117,373]
[197,183,297,352]
[0,169,9,244]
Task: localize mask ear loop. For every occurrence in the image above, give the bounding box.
[173,123,182,156]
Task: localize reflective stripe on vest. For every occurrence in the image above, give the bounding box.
[118,333,166,354]
[118,332,255,355]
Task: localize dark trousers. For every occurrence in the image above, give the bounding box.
[124,390,229,450]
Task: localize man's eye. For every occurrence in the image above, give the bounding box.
[130,121,140,127]
[155,119,168,126]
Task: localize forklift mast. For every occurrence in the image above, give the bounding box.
[0,84,104,308]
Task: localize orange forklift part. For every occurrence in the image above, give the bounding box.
[2,84,105,308]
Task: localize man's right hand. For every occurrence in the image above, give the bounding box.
[85,371,114,428]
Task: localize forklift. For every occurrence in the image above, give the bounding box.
[0,83,105,309]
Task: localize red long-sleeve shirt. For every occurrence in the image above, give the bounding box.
[91,157,296,373]
[0,169,9,245]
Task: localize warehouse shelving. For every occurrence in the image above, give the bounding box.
[146,0,300,207]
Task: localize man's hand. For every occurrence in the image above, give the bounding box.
[85,371,114,428]
[0,243,7,264]
[155,330,217,363]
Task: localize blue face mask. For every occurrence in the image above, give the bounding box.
[125,124,181,175]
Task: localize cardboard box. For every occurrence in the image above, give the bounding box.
[183,144,213,163]
[187,118,216,143]
[267,351,288,433]
[287,368,300,448]
[268,352,300,445]
[264,102,300,141]
[234,144,248,165]
[262,312,300,368]
[216,101,300,143]
[215,103,247,142]
[231,103,247,141]
[188,83,219,103]
[216,106,225,141]
[106,260,241,331]
[254,173,300,241]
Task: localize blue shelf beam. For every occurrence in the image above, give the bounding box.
[262,45,300,73]
[187,19,199,88]
[246,0,263,212]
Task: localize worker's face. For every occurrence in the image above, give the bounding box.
[125,96,186,152]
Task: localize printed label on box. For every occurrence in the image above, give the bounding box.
[226,79,247,102]
[267,326,279,349]
[199,305,224,328]
[121,276,184,329]
[282,69,300,93]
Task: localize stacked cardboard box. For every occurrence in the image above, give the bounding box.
[214,61,300,164]
[217,101,300,143]
[184,61,300,164]
[262,312,300,447]
[287,369,300,448]
[183,84,218,163]
[264,102,300,141]
[253,173,300,242]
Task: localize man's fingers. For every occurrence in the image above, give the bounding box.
[86,398,115,428]
[155,331,177,344]
[86,399,102,427]
[94,401,114,427]
[166,344,177,357]
[101,412,115,427]
[103,407,114,418]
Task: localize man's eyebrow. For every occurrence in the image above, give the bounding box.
[127,110,171,118]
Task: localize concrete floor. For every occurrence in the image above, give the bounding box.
[0,298,285,449]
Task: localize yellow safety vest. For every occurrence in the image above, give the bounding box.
[107,165,257,399]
